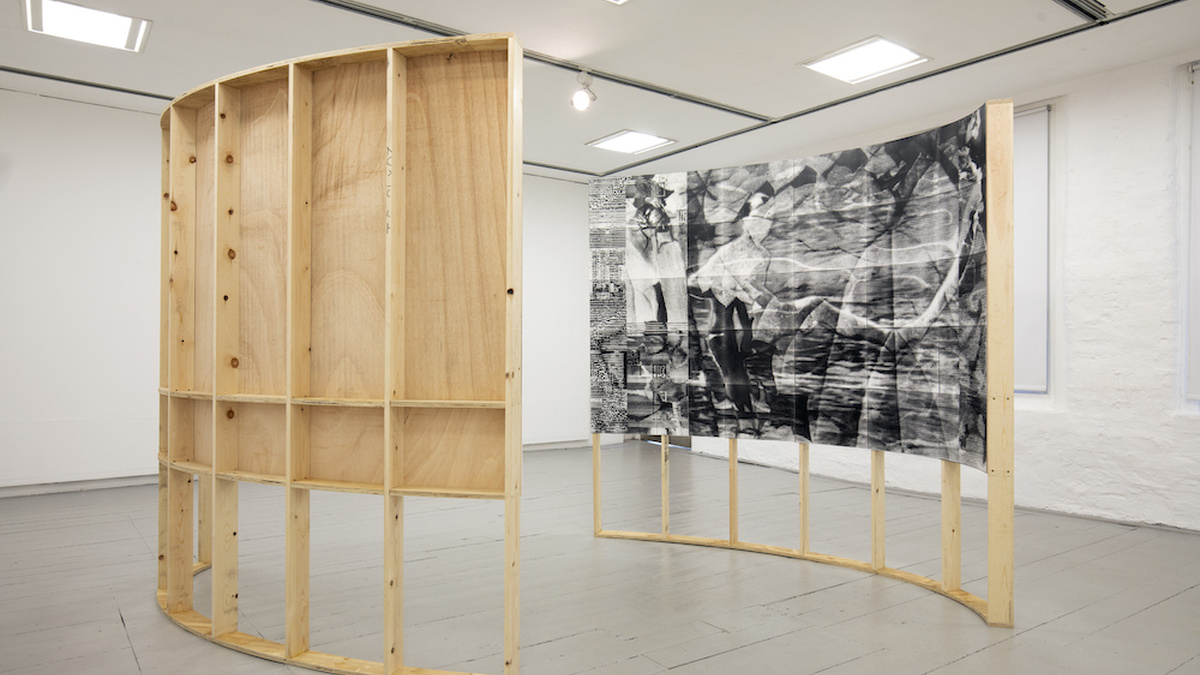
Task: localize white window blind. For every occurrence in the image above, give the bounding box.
[1013,105,1051,394]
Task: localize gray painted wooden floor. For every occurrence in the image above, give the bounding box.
[2,442,1199,674]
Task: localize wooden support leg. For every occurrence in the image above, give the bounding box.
[941,461,962,592]
[384,494,403,674]
[286,486,310,657]
[871,450,885,571]
[661,435,669,536]
[504,490,520,675]
[166,467,194,614]
[729,438,739,544]
[197,474,212,565]
[592,433,601,535]
[211,476,238,637]
[799,443,809,555]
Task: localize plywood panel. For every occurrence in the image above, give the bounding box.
[310,60,387,400]
[237,403,286,478]
[404,51,508,402]
[400,408,504,492]
[169,396,195,463]
[194,101,216,393]
[193,399,215,467]
[307,407,384,486]
[239,79,289,396]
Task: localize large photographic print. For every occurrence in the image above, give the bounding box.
[590,108,989,470]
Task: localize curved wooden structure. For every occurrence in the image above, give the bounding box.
[157,34,523,674]
[592,100,1015,628]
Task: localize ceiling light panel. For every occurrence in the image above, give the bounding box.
[25,0,152,52]
[804,36,926,84]
[588,130,675,154]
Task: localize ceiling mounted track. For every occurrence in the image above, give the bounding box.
[1052,0,1112,21]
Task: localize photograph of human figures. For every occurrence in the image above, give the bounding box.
[590,108,990,470]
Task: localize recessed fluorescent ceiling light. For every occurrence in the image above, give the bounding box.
[804,36,926,84]
[25,0,151,52]
[588,130,675,154]
[605,0,632,4]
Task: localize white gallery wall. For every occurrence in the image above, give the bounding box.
[0,88,592,488]
[691,48,1200,532]
[1,47,1198,533]
[0,90,161,487]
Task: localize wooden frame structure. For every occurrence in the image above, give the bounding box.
[157,34,524,674]
[592,99,1015,628]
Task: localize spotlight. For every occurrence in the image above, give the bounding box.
[572,71,596,111]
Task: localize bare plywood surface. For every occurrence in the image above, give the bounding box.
[404,51,508,402]
[237,403,286,478]
[238,79,289,397]
[310,61,387,400]
[400,408,504,493]
[307,407,385,486]
[194,101,216,394]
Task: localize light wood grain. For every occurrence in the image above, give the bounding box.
[798,442,809,554]
[166,468,194,613]
[236,403,286,478]
[161,125,170,391]
[592,434,601,535]
[308,408,385,487]
[169,105,198,392]
[194,99,216,394]
[399,408,503,493]
[941,460,962,592]
[985,98,1016,628]
[157,464,168,593]
[871,449,884,571]
[729,438,739,544]
[238,78,289,396]
[289,64,313,401]
[197,474,212,565]
[404,50,508,402]
[215,83,242,398]
[211,476,238,637]
[285,484,310,657]
[310,60,387,400]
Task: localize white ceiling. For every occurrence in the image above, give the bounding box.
[2,0,1199,179]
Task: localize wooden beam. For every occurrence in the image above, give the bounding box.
[214,83,242,398]
[871,449,885,571]
[503,36,524,675]
[165,467,194,613]
[592,433,601,535]
[383,47,406,675]
[285,62,314,658]
[169,105,198,393]
[985,98,1016,628]
[942,460,962,592]
[729,438,738,544]
[798,443,810,555]
[661,435,670,536]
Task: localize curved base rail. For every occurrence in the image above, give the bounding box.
[156,567,486,675]
[596,529,989,621]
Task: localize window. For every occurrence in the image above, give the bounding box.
[1188,64,1200,400]
[1013,104,1051,394]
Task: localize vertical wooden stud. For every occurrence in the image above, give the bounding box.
[157,464,168,593]
[383,47,407,675]
[286,62,314,659]
[169,105,198,393]
[941,460,962,592]
[210,82,243,640]
[160,122,171,393]
[871,449,885,571]
[166,468,194,613]
[660,435,670,537]
[197,477,212,565]
[503,35,525,675]
[466,38,527,670]
[215,83,242,398]
[985,98,1016,628]
[798,442,810,555]
[592,433,601,535]
[729,438,739,544]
